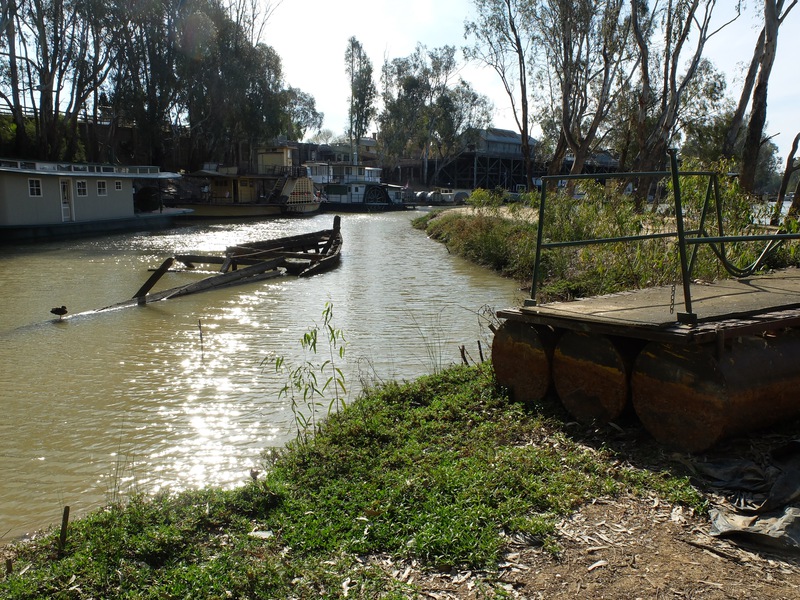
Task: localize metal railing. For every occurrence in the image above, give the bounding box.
[526,149,800,325]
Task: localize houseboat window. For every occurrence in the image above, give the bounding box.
[115,181,122,191]
[76,181,87,197]
[28,178,42,197]
[97,181,107,196]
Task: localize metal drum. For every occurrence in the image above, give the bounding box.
[632,329,800,452]
[492,320,554,405]
[552,331,638,424]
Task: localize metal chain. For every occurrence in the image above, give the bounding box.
[670,283,676,315]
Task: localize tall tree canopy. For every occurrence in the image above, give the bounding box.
[345,36,377,165]
[465,0,536,188]
[529,0,634,176]
[379,44,491,185]
[0,0,316,167]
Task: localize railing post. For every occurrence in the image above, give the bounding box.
[669,149,697,325]
[525,180,548,306]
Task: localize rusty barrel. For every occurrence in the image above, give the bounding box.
[632,329,800,453]
[552,331,637,424]
[492,320,554,404]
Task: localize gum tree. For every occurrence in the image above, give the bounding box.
[465,0,536,189]
[530,0,634,176]
[737,0,797,193]
[345,36,376,165]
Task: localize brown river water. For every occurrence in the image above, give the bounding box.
[0,210,523,542]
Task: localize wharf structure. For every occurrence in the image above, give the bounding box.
[492,152,800,453]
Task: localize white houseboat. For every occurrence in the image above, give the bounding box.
[304,162,415,212]
[0,158,182,242]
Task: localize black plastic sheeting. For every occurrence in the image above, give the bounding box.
[690,440,800,551]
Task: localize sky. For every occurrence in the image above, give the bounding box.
[264,0,799,161]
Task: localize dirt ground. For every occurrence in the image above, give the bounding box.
[391,495,800,599]
[383,421,800,600]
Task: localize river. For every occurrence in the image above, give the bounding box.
[0,210,524,542]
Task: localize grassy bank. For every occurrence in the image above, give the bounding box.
[0,364,704,598]
[414,175,800,301]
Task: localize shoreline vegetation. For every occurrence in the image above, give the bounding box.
[1,364,704,598]
[414,175,800,304]
[4,175,800,597]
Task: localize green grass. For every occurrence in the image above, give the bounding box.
[414,168,800,302]
[1,364,705,598]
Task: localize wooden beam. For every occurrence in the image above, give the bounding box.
[132,257,174,300]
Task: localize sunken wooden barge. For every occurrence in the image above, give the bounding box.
[103,216,341,311]
[493,153,800,453]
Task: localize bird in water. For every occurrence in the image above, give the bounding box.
[50,306,68,320]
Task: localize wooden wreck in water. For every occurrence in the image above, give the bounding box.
[101,216,342,311]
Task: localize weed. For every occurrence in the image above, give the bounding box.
[417,163,800,301]
[274,301,347,444]
[408,307,449,375]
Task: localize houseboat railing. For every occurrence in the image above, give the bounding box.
[526,149,800,325]
[0,159,164,175]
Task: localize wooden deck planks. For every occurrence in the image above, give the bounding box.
[500,268,800,344]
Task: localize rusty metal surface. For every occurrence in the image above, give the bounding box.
[491,320,554,405]
[552,332,632,424]
[632,329,800,452]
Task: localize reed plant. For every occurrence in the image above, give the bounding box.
[273,301,347,444]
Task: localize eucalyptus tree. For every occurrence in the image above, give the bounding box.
[530,0,634,177]
[108,0,184,165]
[344,36,376,165]
[231,42,287,163]
[428,79,493,185]
[283,86,323,141]
[781,133,800,215]
[625,0,738,206]
[221,0,280,47]
[736,0,797,193]
[464,0,536,189]
[176,0,293,167]
[0,0,30,155]
[0,0,116,160]
[378,52,428,173]
[378,44,463,184]
[308,128,336,145]
[630,0,739,168]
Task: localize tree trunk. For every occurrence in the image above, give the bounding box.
[547,131,567,176]
[4,2,30,156]
[782,132,800,219]
[721,28,765,158]
[740,0,781,193]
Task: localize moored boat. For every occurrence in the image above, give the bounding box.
[305,162,416,212]
[168,165,320,218]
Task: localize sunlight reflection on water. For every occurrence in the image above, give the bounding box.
[0,211,523,540]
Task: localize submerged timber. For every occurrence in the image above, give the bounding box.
[100,216,342,312]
